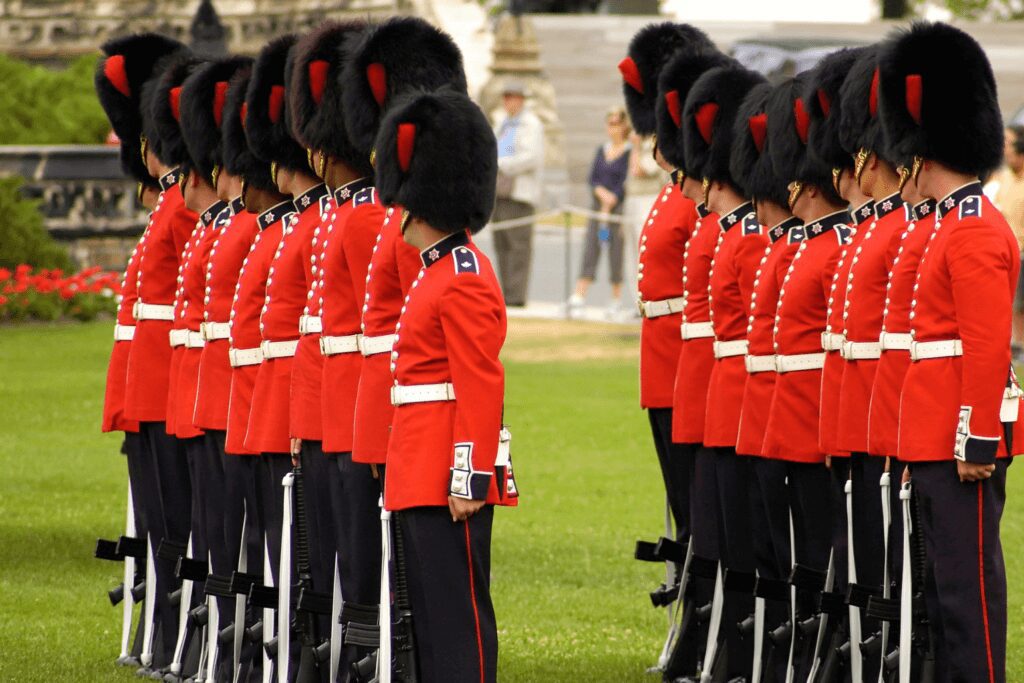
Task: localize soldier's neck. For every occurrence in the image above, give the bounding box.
[324,162,361,191]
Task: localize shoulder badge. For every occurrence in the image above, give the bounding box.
[452,246,480,275]
[742,213,762,236]
[833,224,853,245]
[352,187,376,208]
[959,195,983,219]
[788,225,806,243]
[319,194,332,219]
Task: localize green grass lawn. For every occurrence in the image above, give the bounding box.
[1,320,1022,681]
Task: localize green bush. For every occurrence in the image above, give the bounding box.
[0,53,108,145]
[0,176,72,271]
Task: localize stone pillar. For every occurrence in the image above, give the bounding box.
[478,13,567,208]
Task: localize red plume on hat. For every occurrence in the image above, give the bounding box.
[179,56,252,185]
[245,34,308,171]
[730,82,788,207]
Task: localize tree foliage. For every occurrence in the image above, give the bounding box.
[0,176,72,271]
[0,54,109,145]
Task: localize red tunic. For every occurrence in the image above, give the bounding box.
[225,202,291,455]
[867,200,937,456]
[352,205,423,464]
[246,184,329,453]
[735,218,803,456]
[638,181,695,409]
[319,181,386,453]
[384,232,516,510]
[763,210,852,463]
[836,195,909,454]
[899,185,1023,463]
[194,198,259,431]
[125,170,199,423]
[704,204,769,447]
[818,205,873,457]
[102,236,143,433]
[671,204,720,443]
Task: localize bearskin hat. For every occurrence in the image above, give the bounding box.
[619,22,714,136]
[804,47,864,173]
[375,88,496,234]
[730,82,787,208]
[119,137,158,188]
[878,21,1002,176]
[141,53,205,168]
[287,21,373,177]
[245,34,308,172]
[179,56,252,185]
[342,17,468,159]
[223,66,275,191]
[767,74,842,204]
[838,45,889,160]
[654,47,735,171]
[681,65,766,189]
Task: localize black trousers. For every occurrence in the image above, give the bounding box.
[299,442,335,597]
[828,457,851,593]
[184,436,208,591]
[257,452,294,586]
[714,447,754,678]
[691,446,720,561]
[648,408,693,543]
[124,431,149,549]
[398,506,498,683]
[911,460,1008,683]
[139,421,191,665]
[223,453,264,584]
[202,431,230,578]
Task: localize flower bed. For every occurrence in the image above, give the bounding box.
[0,264,121,322]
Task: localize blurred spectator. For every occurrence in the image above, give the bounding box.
[986,125,1024,358]
[567,106,631,318]
[492,79,545,307]
[622,133,665,278]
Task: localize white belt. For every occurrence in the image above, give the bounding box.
[299,315,322,335]
[879,331,912,351]
[775,353,826,373]
[714,339,749,359]
[184,330,206,349]
[229,347,263,368]
[260,339,299,359]
[909,339,962,362]
[841,340,881,360]
[169,329,189,347]
[821,331,846,352]
[681,321,715,340]
[133,301,174,321]
[639,296,685,318]
[113,324,135,342]
[201,321,231,341]
[360,334,397,356]
[390,382,456,406]
[320,334,361,356]
[745,354,777,373]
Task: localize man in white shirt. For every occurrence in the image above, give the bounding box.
[492,80,545,307]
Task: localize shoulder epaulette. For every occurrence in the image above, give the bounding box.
[833,224,853,245]
[319,194,332,218]
[788,225,806,244]
[742,213,762,236]
[352,187,376,208]
[452,245,479,275]
[959,195,983,220]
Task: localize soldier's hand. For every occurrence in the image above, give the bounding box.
[902,466,911,485]
[825,454,832,469]
[957,460,995,482]
[290,438,301,466]
[448,496,485,522]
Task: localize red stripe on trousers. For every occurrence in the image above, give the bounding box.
[464,520,485,683]
[978,482,995,683]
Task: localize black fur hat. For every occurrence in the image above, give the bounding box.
[730,82,787,207]
[245,34,308,172]
[654,47,735,171]
[838,45,888,160]
[342,17,468,158]
[619,22,714,136]
[119,138,159,189]
[287,21,372,177]
[681,65,766,189]
[142,53,205,168]
[223,66,275,191]
[767,74,843,204]
[95,33,188,143]
[804,47,864,173]
[878,21,1002,175]
[375,88,496,234]
[180,56,252,185]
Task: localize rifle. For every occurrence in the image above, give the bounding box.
[291,465,325,682]
[94,484,144,666]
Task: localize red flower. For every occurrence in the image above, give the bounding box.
[59,288,75,300]
[13,282,27,293]
[0,295,7,306]
[0,268,10,282]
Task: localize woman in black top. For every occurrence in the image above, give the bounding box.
[567,107,631,318]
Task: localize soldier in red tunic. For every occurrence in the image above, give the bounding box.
[762,74,853,677]
[242,36,331,602]
[618,24,713,556]
[376,86,517,683]
[732,80,806,681]
[680,63,768,681]
[880,23,1024,681]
